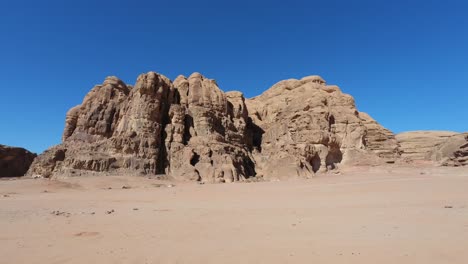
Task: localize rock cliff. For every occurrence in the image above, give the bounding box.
[0,145,36,177]
[28,72,401,181]
[246,76,400,179]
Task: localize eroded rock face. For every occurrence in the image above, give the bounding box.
[396,131,468,166]
[28,72,256,182]
[245,76,400,179]
[359,112,401,163]
[396,131,459,161]
[28,72,402,181]
[0,145,36,177]
[431,133,468,166]
[164,73,255,183]
[28,73,175,178]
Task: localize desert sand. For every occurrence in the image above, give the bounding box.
[2,165,468,264]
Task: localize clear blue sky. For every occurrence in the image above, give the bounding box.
[1,0,467,153]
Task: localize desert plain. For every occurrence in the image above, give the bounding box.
[2,165,468,264]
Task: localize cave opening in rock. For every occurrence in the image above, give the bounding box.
[325,142,343,170]
[249,117,265,152]
[53,149,66,161]
[190,152,200,166]
[307,153,321,173]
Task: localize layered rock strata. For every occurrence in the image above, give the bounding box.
[245,76,400,179]
[28,72,401,181]
[396,131,468,166]
[396,131,458,160]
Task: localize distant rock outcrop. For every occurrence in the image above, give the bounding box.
[396,131,458,161]
[396,131,468,166]
[28,72,403,181]
[0,145,36,177]
[431,133,468,166]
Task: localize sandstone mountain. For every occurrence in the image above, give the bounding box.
[397,131,468,166]
[0,145,36,177]
[28,72,402,181]
[245,76,400,178]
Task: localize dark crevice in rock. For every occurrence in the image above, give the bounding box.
[156,92,172,175]
[183,114,194,144]
[54,149,66,161]
[308,154,321,173]
[326,143,342,170]
[249,118,264,152]
[328,115,335,132]
[190,152,200,166]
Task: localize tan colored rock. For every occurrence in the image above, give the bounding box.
[29,72,256,182]
[0,145,36,177]
[28,72,174,177]
[396,131,458,161]
[395,131,468,166]
[165,73,255,183]
[430,133,468,166]
[28,72,407,181]
[359,112,401,163]
[111,72,174,174]
[246,75,400,179]
[63,76,130,141]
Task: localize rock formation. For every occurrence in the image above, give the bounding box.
[431,133,468,166]
[0,145,36,177]
[28,72,402,181]
[396,131,458,161]
[397,131,468,166]
[246,76,400,179]
[163,73,256,182]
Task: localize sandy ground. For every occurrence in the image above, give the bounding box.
[1,166,468,264]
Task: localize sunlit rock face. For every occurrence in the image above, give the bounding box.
[28,72,402,181]
[396,131,468,166]
[245,75,400,179]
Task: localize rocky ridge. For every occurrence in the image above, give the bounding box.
[28,72,402,181]
[0,145,36,177]
[397,131,468,166]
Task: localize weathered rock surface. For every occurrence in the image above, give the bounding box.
[359,112,401,162]
[28,72,405,181]
[396,131,459,161]
[396,131,468,166]
[431,133,468,166]
[0,145,36,177]
[28,72,256,182]
[164,73,255,183]
[246,76,400,179]
[29,73,173,178]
